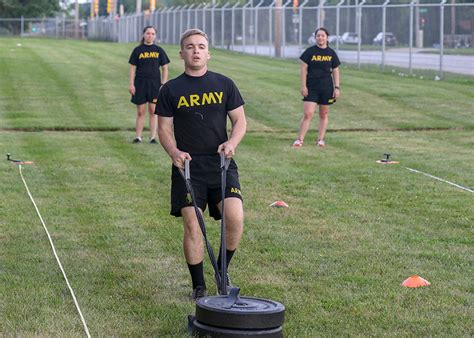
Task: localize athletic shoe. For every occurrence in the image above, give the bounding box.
[149,138,158,144]
[192,286,207,301]
[317,139,325,147]
[215,272,233,295]
[132,137,142,144]
[292,139,304,148]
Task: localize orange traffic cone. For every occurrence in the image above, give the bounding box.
[401,275,431,288]
[270,201,289,208]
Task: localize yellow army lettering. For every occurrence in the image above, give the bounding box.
[311,55,332,62]
[230,187,241,195]
[177,92,223,109]
[138,52,160,59]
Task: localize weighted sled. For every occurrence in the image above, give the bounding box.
[195,295,285,330]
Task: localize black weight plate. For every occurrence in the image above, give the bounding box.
[195,296,285,330]
[192,319,283,337]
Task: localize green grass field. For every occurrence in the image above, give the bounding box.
[1,37,473,336]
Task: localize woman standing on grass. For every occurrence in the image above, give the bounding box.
[129,26,170,144]
[293,27,341,148]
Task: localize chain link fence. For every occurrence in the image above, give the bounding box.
[87,1,473,77]
[0,17,88,39]
[2,1,473,78]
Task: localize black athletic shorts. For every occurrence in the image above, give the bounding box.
[131,77,161,105]
[303,86,335,105]
[170,154,243,220]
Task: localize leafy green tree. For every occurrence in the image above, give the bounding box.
[0,0,60,18]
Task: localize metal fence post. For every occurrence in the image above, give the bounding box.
[202,4,210,34]
[56,16,59,39]
[269,1,276,57]
[439,0,446,79]
[171,6,177,43]
[298,0,309,52]
[165,7,170,43]
[409,0,415,74]
[187,4,195,30]
[195,4,202,29]
[318,0,326,28]
[159,9,164,42]
[242,1,252,54]
[173,6,181,44]
[282,0,291,58]
[211,4,218,46]
[336,0,344,53]
[130,14,134,43]
[152,9,157,28]
[180,6,186,39]
[62,14,66,38]
[356,0,366,69]
[255,0,265,55]
[381,0,390,72]
[221,3,230,48]
[231,2,239,51]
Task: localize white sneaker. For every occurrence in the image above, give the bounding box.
[317,139,325,147]
[293,139,304,148]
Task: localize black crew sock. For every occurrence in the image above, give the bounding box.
[187,261,206,289]
[217,249,236,271]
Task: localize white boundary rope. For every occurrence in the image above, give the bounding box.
[405,167,473,193]
[18,164,92,338]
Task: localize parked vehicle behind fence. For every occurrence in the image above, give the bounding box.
[341,32,359,44]
[373,32,398,46]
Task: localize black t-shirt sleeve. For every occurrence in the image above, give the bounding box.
[299,47,311,64]
[158,47,170,66]
[225,79,245,111]
[332,50,341,68]
[128,48,138,65]
[155,85,174,117]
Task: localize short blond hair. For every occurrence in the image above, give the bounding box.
[180,28,209,49]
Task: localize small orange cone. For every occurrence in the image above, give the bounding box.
[401,275,431,288]
[270,201,289,208]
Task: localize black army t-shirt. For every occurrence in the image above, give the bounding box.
[300,45,341,89]
[128,44,170,79]
[156,71,244,155]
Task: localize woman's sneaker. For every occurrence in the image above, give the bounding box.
[292,139,304,148]
[132,137,142,144]
[317,139,325,147]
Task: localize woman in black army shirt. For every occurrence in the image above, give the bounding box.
[293,27,341,148]
[128,26,170,143]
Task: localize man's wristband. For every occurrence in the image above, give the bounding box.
[335,86,340,89]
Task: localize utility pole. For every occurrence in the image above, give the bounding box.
[136,0,142,14]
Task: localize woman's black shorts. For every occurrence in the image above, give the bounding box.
[131,77,161,105]
[303,87,335,105]
[170,154,243,220]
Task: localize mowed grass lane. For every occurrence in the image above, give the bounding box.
[0,38,473,336]
[0,38,473,131]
